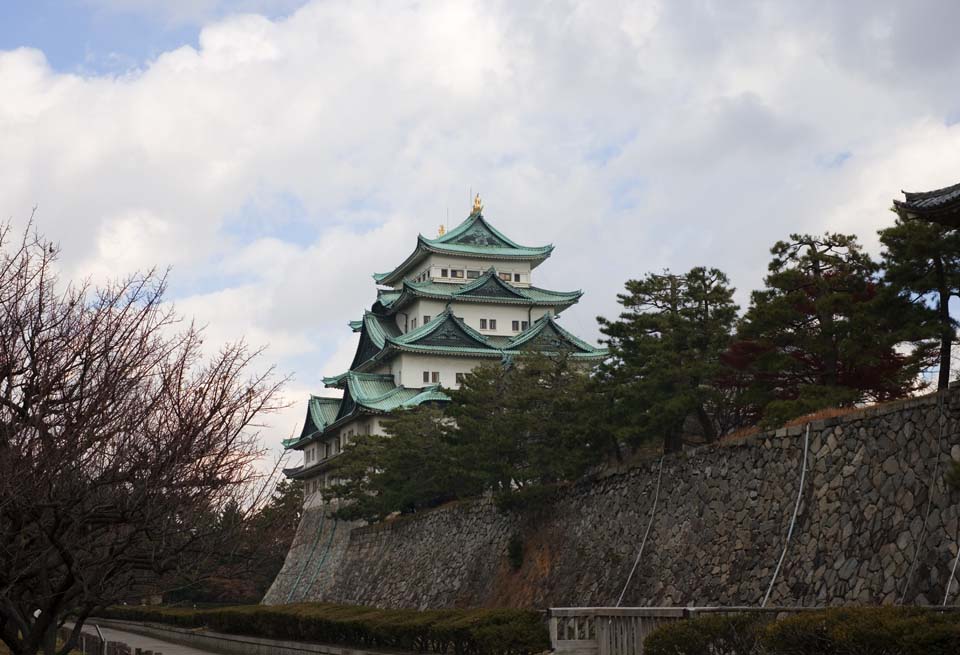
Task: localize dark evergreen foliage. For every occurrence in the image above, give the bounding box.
[596,267,740,452]
[725,233,935,426]
[328,353,606,521]
[879,216,960,390]
[645,608,960,655]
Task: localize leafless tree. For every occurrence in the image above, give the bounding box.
[0,224,284,655]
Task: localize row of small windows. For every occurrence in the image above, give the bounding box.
[423,371,469,385]
[412,268,524,283]
[303,424,373,467]
[305,437,342,465]
[407,316,532,333]
[305,475,341,495]
[409,315,432,331]
[480,319,530,331]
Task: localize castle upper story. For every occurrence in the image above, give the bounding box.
[283,196,606,497]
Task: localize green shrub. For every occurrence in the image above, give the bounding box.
[97,603,548,655]
[644,613,769,655]
[643,607,960,655]
[763,606,960,655]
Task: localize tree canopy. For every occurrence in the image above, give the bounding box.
[726,233,935,425]
[0,226,283,655]
[596,267,739,452]
[879,216,960,390]
[328,353,606,521]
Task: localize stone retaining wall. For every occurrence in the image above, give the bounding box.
[264,389,960,609]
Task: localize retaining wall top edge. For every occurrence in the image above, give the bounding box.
[345,388,953,537]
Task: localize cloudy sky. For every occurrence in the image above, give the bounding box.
[3,0,960,455]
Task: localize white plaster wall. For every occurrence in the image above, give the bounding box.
[400,299,447,332]
[450,303,553,336]
[401,255,533,287]
[396,353,494,389]
[300,414,387,499]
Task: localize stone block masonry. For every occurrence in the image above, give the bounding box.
[264,389,960,608]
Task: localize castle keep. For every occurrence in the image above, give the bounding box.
[281,196,605,499]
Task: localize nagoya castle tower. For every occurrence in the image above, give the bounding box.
[283,195,606,498]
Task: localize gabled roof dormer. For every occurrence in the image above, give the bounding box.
[383,309,503,358]
[281,395,341,449]
[504,314,606,358]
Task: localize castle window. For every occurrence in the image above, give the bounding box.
[499,272,511,282]
[423,371,430,383]
[423,315,431,324]
[467,270,480,279]
[431,371,440,383]
[521,321,529,330]
[441,268,448,277]
[514,273,521,282]
[456,373,466,384]
[512,320,520,331]
[489,319,497,330]
[411,318,417,330]
[480,319,488,329]
[451,270,464,278]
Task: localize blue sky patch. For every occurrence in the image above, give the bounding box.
[815,151,852,169]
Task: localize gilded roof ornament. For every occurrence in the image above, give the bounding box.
[472,193,483,214]
[438,224,446,236]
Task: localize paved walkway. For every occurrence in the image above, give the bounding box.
[71,623,220,655]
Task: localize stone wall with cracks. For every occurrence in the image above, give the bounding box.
[264,389,960,609]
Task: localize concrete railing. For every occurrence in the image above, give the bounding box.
[549,607,823,655]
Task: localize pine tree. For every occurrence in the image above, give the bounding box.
[329,406,473,522]
[447,352,606,492]
[597,267,739,453]
[879,216,960,389]
[327,353,606,518]
[729,233,934,425]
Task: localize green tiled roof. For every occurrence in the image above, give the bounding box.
[383,310,504,357]
[505,314,605,356]
[282,395,341,449]
[323,371,449,411]
[349,319,363,332]
[346,311,402,371]
[362,309,607,362]
[376,268,582,314]
[286,373,450,452]
[373,211,554,286]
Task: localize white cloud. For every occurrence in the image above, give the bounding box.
[4,0,960,457]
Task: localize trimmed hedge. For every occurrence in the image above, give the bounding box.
[643,612,769,655]
[764,606,960,655]
[644,607,960,655]
[97,603,549,655]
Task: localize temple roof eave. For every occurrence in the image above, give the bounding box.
[373,225,555,286]
[894,181,960,226]
[376,271,583,315]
